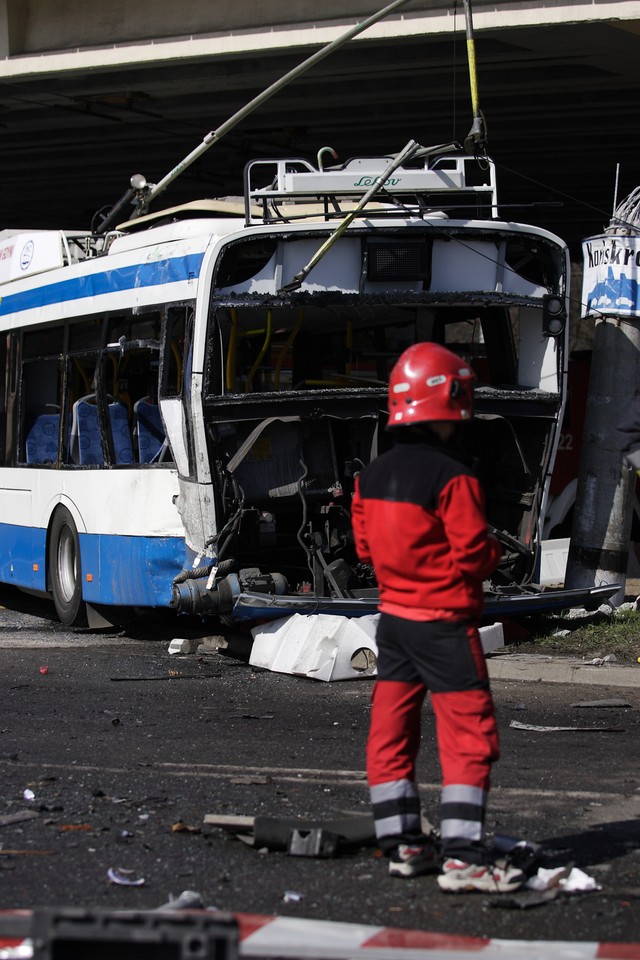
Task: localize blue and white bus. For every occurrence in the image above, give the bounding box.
[0,150,614,629]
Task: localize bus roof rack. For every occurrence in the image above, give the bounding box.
[243,153,498,226]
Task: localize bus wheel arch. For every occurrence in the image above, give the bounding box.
[47,505,88,627]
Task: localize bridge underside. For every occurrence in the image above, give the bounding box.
[1,3,639,254]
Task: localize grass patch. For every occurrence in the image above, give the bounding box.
[507,609,640,663]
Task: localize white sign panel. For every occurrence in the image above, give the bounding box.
[0,232,65,285]
[582,235,640,317]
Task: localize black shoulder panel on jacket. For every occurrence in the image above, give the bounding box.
[357,439,474,510]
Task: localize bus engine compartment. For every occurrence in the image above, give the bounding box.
[172,221,568,621]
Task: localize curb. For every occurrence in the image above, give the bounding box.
[487,653,640,689]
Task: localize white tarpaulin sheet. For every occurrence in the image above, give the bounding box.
[582,234,640,317]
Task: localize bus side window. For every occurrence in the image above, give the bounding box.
[68,392,134,466]
[25,404,61,465]
[64,353,99,465]
[21,358,63,465]
[161,306,189,399]
[0,334,7,467]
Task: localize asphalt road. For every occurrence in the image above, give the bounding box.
[1,585,639,948]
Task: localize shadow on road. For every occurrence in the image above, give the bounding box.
[542,819,640,868]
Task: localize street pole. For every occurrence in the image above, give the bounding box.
[565,190,640,605]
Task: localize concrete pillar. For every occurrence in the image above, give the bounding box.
[0,0,26,58]
[565,314,640,604]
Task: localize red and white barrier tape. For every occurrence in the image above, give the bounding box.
[236,913,640,959]
[2,911,639,959]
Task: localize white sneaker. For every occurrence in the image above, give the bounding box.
[437,857,525,893]
[388,842,440,878]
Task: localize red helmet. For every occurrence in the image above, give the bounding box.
[387,343,475,427]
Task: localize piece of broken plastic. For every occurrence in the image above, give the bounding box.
[107,866,146,886]
[156,890,205,910]
[283,890,304,904]
[527,866,601,892]
[168,637,197,655]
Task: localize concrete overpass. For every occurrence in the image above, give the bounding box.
[1,0,640,255]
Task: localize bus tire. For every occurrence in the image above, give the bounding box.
[48,506,88,627]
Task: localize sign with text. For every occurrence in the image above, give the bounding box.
[582,234,640,318]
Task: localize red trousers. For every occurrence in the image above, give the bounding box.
[366,614,499,858]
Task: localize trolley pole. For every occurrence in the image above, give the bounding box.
[565,192,640,605]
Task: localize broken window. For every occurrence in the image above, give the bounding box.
[15,304,190,468]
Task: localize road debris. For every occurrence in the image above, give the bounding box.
[583,654,618,666]
[22,790,35,802]
[155,890,206,910]
[571,699,632,708]
[229,775,270,785]
[227,714,274,721]
[109,672,220,681]
[0,811,39,828]
[249,614,379,681]
[288,828,339,858]
[564,604,614,621]
[489,889,560,909]
[204,812,375,855]
[510,720,625,733]
[171,821,201,834]
[168,638,199,655]
[283,890,304,904]
[106,867,145,886]
[527,866,601,893]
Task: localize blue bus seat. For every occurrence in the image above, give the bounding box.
[134,397,167,463]
[109,400,135,464]
[25,407,60,464]
[70,395,134,465]
[71,396,103,465]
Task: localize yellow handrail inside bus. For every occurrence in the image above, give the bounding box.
[225,308,238,391]
[73,357,92,394]
[275,308,304,390]
[170,340,183,392]
[244,310,272,392]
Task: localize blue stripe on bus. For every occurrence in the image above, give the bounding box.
[80,532,185,607]
[0,523,185,608]
[0,524,47,591]
[0,252,205,318]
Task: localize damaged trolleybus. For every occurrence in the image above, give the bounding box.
[0,149,616,630]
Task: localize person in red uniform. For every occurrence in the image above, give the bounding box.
[351,342,525,893]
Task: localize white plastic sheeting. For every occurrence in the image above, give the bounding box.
[250,614,379,681]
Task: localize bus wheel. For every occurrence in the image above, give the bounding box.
[48,506,88,627]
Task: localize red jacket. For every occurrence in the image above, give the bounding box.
[351,432,502,621]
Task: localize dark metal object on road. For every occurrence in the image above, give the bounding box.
[32,908,238,959]
[288,828,340,858]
